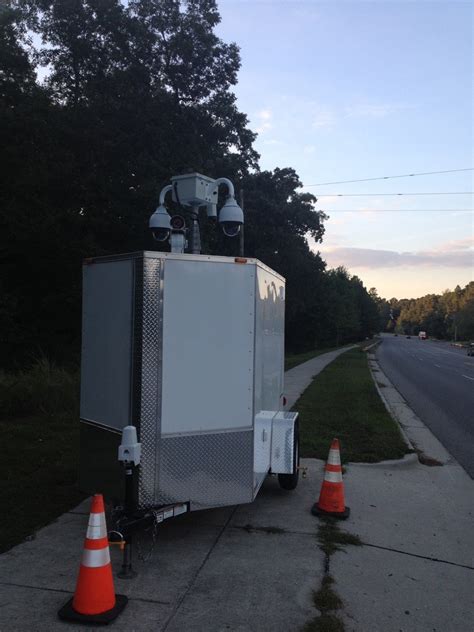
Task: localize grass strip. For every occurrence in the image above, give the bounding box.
[296,347,408,462]
[0,412,85,552]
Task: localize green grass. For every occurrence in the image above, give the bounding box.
[317,519,363,556]
[1,412,85,553]
[297,347,408,462]
[0,359,85,552]
[0,356,79,417]
[313,576,343,611]
[285,346,344,371]
[302,613,345,632]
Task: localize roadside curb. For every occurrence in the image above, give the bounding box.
[347,453,419,469]
[367,351,456,466]
[367,350,414,451]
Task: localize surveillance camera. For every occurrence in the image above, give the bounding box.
[151,227,171,242]
[218,196,243,238]
[221,222,241,237]
[170,214,186,232]
[149,204,171,242]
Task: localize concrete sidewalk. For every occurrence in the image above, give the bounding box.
[333,457,474,632]
[1,345,472,631]
[0,347,351,632]
[331,351,474,631]
[0,459,326,631]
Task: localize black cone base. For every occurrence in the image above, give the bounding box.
[58,594,128,625]
[311,503,350,520]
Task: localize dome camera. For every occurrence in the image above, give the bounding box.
[218,196,243,238]
[149,204,171,242]
[221,222,241,237]
[170,214,186,232]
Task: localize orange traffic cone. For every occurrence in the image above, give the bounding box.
[58,494,128,624]
[311,439,350,519]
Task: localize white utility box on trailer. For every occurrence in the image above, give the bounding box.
[79,251,299,511]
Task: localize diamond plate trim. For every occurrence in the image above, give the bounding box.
[137,257,163,508]
[156,431,254,509]
[271,411,298,474]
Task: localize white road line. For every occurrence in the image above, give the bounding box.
[418,357,423,361]
[462,375,474,381]
[434,364,441,368]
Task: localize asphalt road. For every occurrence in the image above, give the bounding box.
[376,334,474,478]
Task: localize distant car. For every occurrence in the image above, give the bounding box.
[468,343,474,357]
[406,335,411,339]
[418,331,427,340]
[394,334,398,337]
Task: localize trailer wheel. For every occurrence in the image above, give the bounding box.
[278,422,300,490]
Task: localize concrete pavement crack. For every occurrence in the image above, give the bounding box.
[0,580,172,604]
[161,505,239,631]
[362,542,474,570]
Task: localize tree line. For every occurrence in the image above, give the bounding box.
[1,0,380,368]
[373,283,474,341]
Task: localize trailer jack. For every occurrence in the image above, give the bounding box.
[112,425,190,578]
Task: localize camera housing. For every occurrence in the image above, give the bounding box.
[170,214,186,232]
[218,196,244,237]
[149,204,171,242]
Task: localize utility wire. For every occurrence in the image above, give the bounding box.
[304,168,474,187]
[317,208,474,213]
[316,192,473,197]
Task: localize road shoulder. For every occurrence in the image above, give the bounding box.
[367,350,455,465]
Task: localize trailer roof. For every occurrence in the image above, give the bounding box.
[83,251,285,282]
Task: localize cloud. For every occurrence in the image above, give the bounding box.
[321,238,474,270]
[255,109,272,133]
[303,144,316,154]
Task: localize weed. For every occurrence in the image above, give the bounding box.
[317,519,362,556]
[313,576,342,611]
[302,613,345,632]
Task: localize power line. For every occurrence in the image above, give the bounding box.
[317,208,474,213]
[304,168,474,187]
[316,192,473,197]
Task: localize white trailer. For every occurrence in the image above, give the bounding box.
[79,251,299,511]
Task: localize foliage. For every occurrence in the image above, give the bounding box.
[0,356,79,417]
[0,410,84,552]
[1,0,380,366]
[375,283,474,340]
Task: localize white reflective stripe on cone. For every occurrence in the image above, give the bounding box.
[82,547,111,568]
[327,449,341,466]
[86,513,107,539]
[324,470,343,483]
[88,513,106,528]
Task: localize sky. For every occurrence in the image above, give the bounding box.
[216,0,473,299]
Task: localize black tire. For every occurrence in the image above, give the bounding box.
[278,422,300,490]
